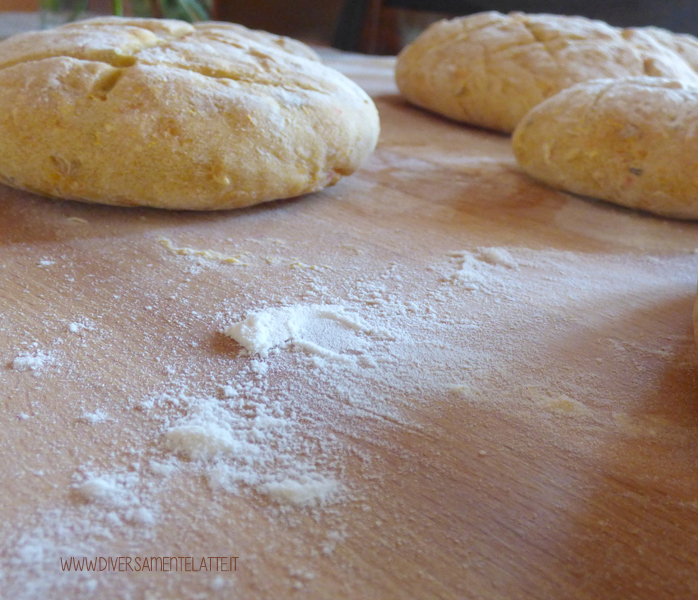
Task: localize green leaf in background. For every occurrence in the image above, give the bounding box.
[41,0,213,26]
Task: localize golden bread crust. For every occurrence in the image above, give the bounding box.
[0,17,379,210]
[396,12,698,133]
[512,77,698,219]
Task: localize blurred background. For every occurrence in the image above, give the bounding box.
[2,0,698,54]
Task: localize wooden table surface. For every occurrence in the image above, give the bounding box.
[2,47,698,600]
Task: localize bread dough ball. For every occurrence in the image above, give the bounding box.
[395,11,698,133]
[0,17,380,210]
[512,77,698,219]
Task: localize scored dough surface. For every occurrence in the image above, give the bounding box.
[395,11,698,133]
[512,77,698,219]
[0,17,380,210]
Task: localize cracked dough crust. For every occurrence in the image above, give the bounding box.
[395,11,698,133]
[512,77,698,219]
[0,17,379,210]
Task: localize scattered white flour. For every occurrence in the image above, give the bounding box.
[72,472,155,526]
[163,397,266,462]
[68,322,90,334]
[159,381,341,508]
[258,475,338,509]
[10,350,52,373]
[223,304,375,361]
[445,247,518,289]
[475,247,518,269]
[4,233,698,600]
[73,474,136,509]
[77,410,109,425]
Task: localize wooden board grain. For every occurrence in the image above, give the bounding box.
[1,49,698,600]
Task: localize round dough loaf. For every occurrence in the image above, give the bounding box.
[0,17,380,210]
[512,77,698,219]
[395,11,698,133]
